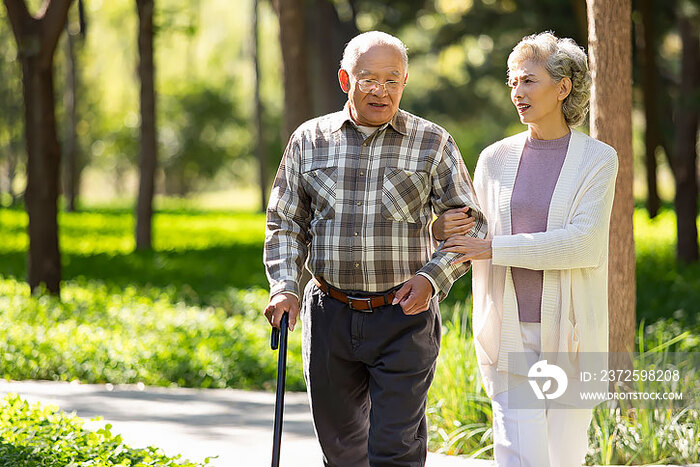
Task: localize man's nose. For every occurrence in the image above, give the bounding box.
[371,84,388,97]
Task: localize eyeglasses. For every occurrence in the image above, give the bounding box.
[356,78,404,94]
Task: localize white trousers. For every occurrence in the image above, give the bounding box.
[491,323,593,467]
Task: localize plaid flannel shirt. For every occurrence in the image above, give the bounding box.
[264,105,487,300]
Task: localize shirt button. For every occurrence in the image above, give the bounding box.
[354,232,359,236]
[356,201,362,206]
[359,171,365,176]
[354,263,360,268]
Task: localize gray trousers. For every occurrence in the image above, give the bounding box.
[301,281,441,467]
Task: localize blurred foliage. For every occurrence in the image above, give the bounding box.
[0,0,283,200]
[0,7,24,204]
[160,82,248,194]
[0,394,210,466]
[0,0,692,196]
[0,201,297,391]
[634,208,700,327]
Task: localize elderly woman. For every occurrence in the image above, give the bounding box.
[433,32,618,466]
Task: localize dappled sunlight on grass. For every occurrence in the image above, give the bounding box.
[0,207,268,307]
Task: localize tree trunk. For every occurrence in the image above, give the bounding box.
[135,0,157,250]
[63,19,78,212]
[24,62,63,293]
[276,0,313,141]
[637,0,661,218]
[252,0,267,213]
[673,15,699,263]
[309,0,353,115]
[587,0,636,360]
[3,0,74,295]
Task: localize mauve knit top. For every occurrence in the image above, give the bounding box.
[510,132,571,322]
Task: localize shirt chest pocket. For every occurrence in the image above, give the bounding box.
[301,166,337,220]
[381,168,430,224]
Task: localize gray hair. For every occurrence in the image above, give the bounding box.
[507,32,592,127]
[340,31,409,75]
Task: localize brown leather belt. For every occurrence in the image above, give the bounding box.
[312,276,397,312]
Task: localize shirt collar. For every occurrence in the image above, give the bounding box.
[331,102,408,136]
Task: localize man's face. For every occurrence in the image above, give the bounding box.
[339,44,407,127]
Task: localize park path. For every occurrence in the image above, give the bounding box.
[0,380,696,467]
[0,380,487,467]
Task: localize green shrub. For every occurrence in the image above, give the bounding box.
[0,394,208,466]
[0,278,304,391]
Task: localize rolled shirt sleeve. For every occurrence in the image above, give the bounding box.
[418,135,488,300]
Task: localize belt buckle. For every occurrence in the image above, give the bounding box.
[347,295,373,312]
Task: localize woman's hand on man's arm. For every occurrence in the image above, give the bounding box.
[441,237,492,264]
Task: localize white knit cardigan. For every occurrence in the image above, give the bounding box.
[471,129,619,398]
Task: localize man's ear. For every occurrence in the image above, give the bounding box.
[558,76,572,101]
[339,69,350,93]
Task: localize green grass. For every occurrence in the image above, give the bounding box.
[0,206,267,309]
[634,209,700,327]
[0,394,209,466]
[0,203,697,464]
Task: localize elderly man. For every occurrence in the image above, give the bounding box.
[263,31,486,466]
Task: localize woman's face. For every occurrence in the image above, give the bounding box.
[508,59,568,130]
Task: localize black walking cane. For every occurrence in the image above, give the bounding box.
[270,312,289,467]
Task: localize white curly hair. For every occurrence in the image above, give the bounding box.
[507,31,592,127]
